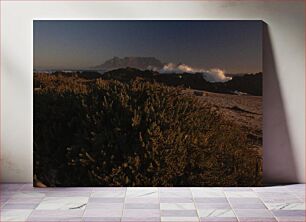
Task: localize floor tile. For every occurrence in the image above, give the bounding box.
[86,202,123,209]
[91,190,125,198]
[29,209,84,217]
[43,191,91,197]
[19,184,37,191]
[194,197,228,203]
[126,188,158,198]
[125,203,159,209]
[286,184,305,190]
[198,209,235,217]
[265,202,305,210]
[236,218,277,222]
[122,209,160,217]
[276,218,306,222]
[89,197,125,203]
[253,186,290,193]
[1,183,305,222]
[192,188,225,198]
[89,187,126,192]
[83,208,123,217]
[122,217,161,221]
[196,203,231,209]
[7,197,44,204]
[160,189,192,198]
[37,187,93,192]
[257,192,300,203]
[161,216,199,222]
[10,191,45,199]
[127,187,158,192]
[27,217,83,221]
[125,197,159,203]
[234,209,274,218]
[1,184,24,191]
[225,191,258,198]
[36,196,88,210]
[292,192,305,200]
[230,202,266,209]
[159,188,190,192]
[160,203,196,210]
[160,197,194,203]
[272,209,305,217]
[200,217,238,222]
[228,198,262,204]
[83,217,121,222]
[224,187,253,191]
[1,196,10,205]
[2,203,39,209]
[0,209,32,221]
[161,210,198,217]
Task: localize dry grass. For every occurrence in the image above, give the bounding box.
[34,73,262,187]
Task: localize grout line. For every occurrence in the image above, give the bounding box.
[80,187,93,222]
[251,187,280,222]
[190,187,201,222]
[158,187,161,222]
[223,187,240,222]
[0,195,10,208]
[19,183,44,221]
[288,188,305,203]
[21,209,35,222]
[17,184,24,192]
[120,187,127,222]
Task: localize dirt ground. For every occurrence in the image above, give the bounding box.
[184,89,262,148]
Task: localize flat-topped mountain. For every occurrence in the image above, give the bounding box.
[94,56,164,70]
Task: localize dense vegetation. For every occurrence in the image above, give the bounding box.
[102,68,263,96]
[34,72,262,187]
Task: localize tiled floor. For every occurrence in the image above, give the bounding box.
[0,184,305,222]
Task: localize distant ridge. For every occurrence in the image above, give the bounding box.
[93,56,164,70]
[101,68,262,96]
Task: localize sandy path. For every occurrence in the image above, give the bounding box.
[184,89,262,147]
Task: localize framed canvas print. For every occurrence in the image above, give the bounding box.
[34,20,262,187]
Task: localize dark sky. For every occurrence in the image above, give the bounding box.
[34,20,262,73]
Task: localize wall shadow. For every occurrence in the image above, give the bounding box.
[263,23,298,185]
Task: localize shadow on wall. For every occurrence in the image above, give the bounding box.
[263,23,298,185]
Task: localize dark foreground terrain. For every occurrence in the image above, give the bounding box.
[34,69,262,187]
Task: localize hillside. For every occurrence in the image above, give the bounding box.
[34,73,262,186]
[101,68,262,96]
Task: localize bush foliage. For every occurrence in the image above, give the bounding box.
[34,73,262,186]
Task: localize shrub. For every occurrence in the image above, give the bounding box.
[34,74,262,186]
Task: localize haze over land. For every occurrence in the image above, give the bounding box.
[92,56,232,83]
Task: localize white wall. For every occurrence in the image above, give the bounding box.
[1,1,305,184]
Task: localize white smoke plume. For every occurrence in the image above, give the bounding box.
[202,69,232,83]
[160,63,232,83]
